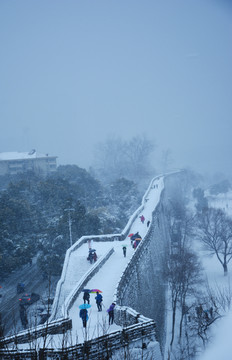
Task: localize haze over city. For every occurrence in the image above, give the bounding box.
[1,0,231,176]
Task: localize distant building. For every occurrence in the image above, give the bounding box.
[0,150,57,176]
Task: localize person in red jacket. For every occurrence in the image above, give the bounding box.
[140,215,145,223]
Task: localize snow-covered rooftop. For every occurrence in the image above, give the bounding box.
[0,150,56,161]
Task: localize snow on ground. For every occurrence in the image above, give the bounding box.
[197,251,232,360]
[165,189,232,360]
[18,177,164,349]
[16,177,232,358]
[200,310,232,360]
[65,178,163,344]
[205,190,232,217]
[196,190,232,360]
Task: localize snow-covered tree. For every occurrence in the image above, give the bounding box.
[197,208,232,276]
[93,134,155,185]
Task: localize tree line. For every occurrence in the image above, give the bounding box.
[0,165,140,279]
[163,172,232,359]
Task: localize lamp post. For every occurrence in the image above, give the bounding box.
[64,208,75,247]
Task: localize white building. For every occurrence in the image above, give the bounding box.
[0,150,57,176]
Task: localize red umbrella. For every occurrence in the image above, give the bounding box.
[128,233,134,238]
[90,289,102,293]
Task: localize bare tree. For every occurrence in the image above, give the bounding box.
[187,279,228,349]
[126,134,155,179]
[165,245,202,348]
[197,208,232,276]
[164,188,203,358]
[93,136,127,182]
[93,134,155,184]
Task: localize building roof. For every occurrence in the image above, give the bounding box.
[0,150,57,161]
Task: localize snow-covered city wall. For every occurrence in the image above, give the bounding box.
[63,247,114,317]
[1,174,171,358]
[49,237,119,321]
[50,175,158,322]
[114,178,171,352]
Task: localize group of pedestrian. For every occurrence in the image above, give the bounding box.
[130,232,142,249]
[80,290,116,328]
[80,213,153,330]
[87,249,97,264]
[140,214,151,228]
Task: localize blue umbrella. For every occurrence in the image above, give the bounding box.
[79,303,91,309]
[82,289,91,292]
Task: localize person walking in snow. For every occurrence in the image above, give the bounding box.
[79,308,88,328]
[147,220,150,227]
[130,233,137,246]
[107,303,116,325]
[83,291,90,304]
[95,292,103,311]
[140,215,145,223]
[88,251,94,264]
[122,245,127,257]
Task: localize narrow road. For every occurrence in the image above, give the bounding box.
[0,261,57,336]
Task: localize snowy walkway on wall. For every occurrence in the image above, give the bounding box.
[20,176,164,349]
[67,177,164,345]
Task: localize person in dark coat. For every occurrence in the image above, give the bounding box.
[79,308,88,328]
[95,292,103,311]
[122,246,127,257]
[83,291,90,304]
[130,234,136,246]
[107,303,116,325]
[93,252,97,262]
[88,252,94,264]
[147,220,150,227]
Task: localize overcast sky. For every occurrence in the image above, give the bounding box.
[0,0,231,177]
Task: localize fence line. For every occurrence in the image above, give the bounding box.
[0,320,157,360]
[0,318,72,346]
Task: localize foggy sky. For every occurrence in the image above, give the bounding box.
[0,0,231,177]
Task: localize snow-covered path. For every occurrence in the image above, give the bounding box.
[69,239,134,343]
[63,177,164,344]
[17,176,164,349]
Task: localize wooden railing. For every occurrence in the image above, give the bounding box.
[0,318,72,346]
[0,320,157,359]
